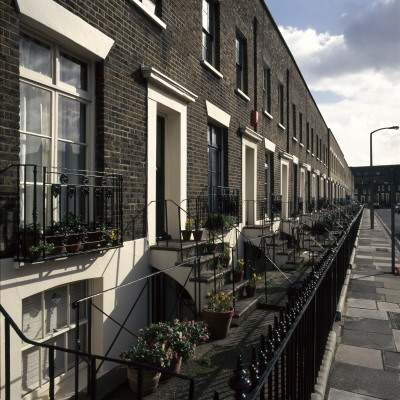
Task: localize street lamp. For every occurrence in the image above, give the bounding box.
[370,125,399,229]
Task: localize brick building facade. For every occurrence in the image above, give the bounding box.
[351,165,400,206]
[0,0,353,397]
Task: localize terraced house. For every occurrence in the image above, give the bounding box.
[0,0,354,398]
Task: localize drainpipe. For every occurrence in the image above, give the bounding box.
[253,17,258,132]
[286,69,290,153]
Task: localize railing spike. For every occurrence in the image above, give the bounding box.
[228,355,251,399]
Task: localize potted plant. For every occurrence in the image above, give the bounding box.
[28,240,55,262]
[86,221,106,250]
[205,233,218,253]
[232,258,245,282]
[120,338,172,396]
[218,247,231,267]
[139,319,209,379]
[45,221,68,255]
[65,214,84,252]
[245,273,262,297]
[181,218,193,241]
[106,228,122,246]
[192,219,203,241]
[202,292,234,339]
[222,214,236,228]
[20,222,42,259]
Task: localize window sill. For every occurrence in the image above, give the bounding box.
[292,136,298,143]
[201,60,223,79]
[307,149,311,154]
[129,0,166,30]
[278,123,286,131]
[299,143,304,148]
[235,88,250,102]
[263,110,273,120]
[312,153,315,157]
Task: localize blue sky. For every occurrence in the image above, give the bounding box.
[265,0,400,167]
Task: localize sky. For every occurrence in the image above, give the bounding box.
[265,0,400,167]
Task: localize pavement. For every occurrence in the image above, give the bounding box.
[325,209,400,400]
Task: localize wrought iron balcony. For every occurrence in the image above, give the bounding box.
[14,164,123,262]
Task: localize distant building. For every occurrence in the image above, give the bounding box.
[351,165,400,206]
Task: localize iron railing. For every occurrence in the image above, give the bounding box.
[222,204,363,399]
[0,302,195,400]
[10,164,123,262]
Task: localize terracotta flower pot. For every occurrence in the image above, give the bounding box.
[46,236,66,255]
[245,285,256,297]
[66,234,83,253]
[160,356,182,381]
[126,366,161,396]
[181,230,191,241]
[205,243,218,253]
[232,270,244,282]
[202,307,234,340]
[85,231,103,250]
[192,230,203,241]
[218,256,230,268]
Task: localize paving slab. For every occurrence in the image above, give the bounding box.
[328,362,400,400]
[377,301,400,311]
[393,330,400,352]
[385,294,400,303]
[328,389,380,400]
[348,284,379,294]
[335,344,383,369]
[377,287,400,296]
[341,329,395,351]
[351,275,376,282]
[345,291,385,301]
[345,307,388,320]
[343,318,392,334]
[381,280,400,289]
[349,280,384,288]
[346,299,377,310]
[375,276,400,284]
[382,351,400,371]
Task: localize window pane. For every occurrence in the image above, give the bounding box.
[58,142,85,171]
[20,34,51,77]
[22,293,43,340]
[70,281,87,323]
[202,0,210,31]
[22,348,40,395]
[20,134,51,170]
[60,52,87,90]
[67,324,87,370]
[42,334,66,382]
[45,286,68,334]
[58,96,86,143]
[20,83,51,136]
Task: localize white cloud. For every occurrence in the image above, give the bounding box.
[278,0,400,167]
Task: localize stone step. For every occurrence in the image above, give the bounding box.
[231,294,261,327]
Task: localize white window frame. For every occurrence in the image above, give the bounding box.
[20,30,94,174]
[21,281,89,395]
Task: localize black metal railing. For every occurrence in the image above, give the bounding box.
[13,164,123,262]
[0,302,195,400]
[221,204,363,399]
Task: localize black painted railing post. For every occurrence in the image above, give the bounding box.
[49,347,55,400]
[248,346,259,389]
[73,301,80,399]
[90,355,97,400]
[5,319,10,400]
[228,355,251,399]
[87,298,92,394]
[213,391,220,400]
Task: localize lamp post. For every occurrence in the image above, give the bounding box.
[370,125,399,229]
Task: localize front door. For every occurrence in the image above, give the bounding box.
[156,116,165,238]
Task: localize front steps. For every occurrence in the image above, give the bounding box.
[150,239,260,327]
